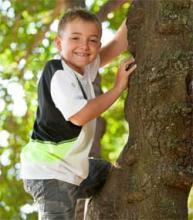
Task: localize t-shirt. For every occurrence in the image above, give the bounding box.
[20,55,100,185]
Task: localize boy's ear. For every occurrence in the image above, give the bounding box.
[55,36,62,50]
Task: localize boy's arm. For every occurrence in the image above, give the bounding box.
[99,20,128,67]
[70,87,122,126]
[69,58,136,126]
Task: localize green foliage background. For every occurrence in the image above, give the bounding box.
[0,0,193,219]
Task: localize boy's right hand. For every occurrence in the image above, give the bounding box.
[114,58,137,93]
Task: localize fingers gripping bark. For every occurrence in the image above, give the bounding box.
[114,57,137,92]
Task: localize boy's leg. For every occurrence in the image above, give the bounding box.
[77,158,112,199]
[23,179,78,220]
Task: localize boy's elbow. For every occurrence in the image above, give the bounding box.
[68,105,92,126]
[70,119,84,126]
[69,115,86,126]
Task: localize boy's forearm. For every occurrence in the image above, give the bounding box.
[69,86,122,126]
[100,20,128,67]
[69,58,136,126]
[113,19,128,52]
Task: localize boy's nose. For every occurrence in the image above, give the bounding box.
[80,41,89,49]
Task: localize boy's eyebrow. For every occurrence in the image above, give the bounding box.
[71,32,99,38]
[71,32,81,35]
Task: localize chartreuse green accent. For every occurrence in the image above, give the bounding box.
[22,138,77,163]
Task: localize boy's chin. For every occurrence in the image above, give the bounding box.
[76,55,96,63]
[76,59,93,67]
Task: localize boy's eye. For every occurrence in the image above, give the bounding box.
[90,39,98,43]
[71,37,79,40]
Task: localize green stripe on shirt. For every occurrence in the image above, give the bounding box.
[21,138,77,163]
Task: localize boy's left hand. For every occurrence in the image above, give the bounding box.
[114,58,137,93]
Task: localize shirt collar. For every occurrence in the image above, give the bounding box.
[61,58,86,80]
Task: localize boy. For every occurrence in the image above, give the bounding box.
[20,8,136,220]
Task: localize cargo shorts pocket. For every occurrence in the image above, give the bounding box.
[23,179,45,201]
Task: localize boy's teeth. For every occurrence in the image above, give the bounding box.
[76,53,88,57]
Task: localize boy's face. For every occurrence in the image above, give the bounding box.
[56,18,101,73]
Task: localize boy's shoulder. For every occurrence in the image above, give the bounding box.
[41,59,75,83]
[40,59,64,81]
[44,59,63,72]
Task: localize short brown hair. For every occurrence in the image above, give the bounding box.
[57,7,102,37]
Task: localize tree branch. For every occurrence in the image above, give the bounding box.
[63,0,85,8]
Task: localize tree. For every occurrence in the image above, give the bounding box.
[0,0,130,219]
[88,0,193,219]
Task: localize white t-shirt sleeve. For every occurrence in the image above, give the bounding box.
[50,70,87,120]
[85,54,100,82]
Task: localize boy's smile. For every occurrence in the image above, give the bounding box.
[56,18,101,74]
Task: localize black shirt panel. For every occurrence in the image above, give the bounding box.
[31,59,82,143]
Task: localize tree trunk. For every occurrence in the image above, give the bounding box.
[90,75,107,157]
[88,0,193,219]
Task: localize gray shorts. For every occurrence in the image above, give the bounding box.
[23,158,111,220]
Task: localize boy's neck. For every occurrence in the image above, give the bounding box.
[61,57,84,75]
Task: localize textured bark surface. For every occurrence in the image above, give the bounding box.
[88,0,193,219]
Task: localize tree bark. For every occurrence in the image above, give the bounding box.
[90,74,107,157]
[88,0,193,219]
